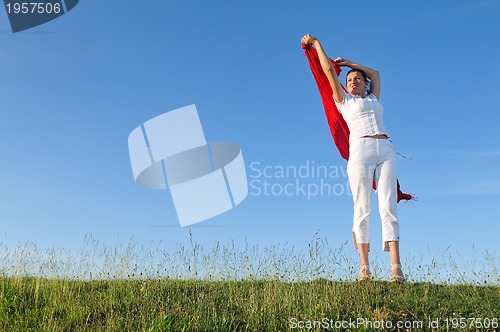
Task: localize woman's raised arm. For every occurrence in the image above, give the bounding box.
[301,34,344,103]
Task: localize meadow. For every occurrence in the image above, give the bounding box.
[0,234,498,331]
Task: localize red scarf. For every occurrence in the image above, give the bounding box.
[302,44,412,202]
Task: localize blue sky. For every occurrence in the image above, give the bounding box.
[1,0,499,279]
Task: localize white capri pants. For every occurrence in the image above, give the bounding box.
[347,138,399,252]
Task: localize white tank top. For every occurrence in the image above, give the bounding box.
[334,91,389,142]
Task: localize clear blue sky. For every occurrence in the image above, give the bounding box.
[1,0,499,279]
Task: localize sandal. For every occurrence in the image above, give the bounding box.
[390,263,406,283]
[357,264,371,281]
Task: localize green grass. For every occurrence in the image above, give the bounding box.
[0,235,498,331]
[0,277,499,331]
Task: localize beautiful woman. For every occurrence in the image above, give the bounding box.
[301,34,405,283]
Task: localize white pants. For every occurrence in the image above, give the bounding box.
[347,138,399,252]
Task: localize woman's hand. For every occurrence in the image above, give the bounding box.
[334,57,352,67]
[301,34,317,45]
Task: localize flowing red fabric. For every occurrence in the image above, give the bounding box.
[302,43,412,202]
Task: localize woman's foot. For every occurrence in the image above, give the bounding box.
[357,264,371,281]
[390,263,405,283]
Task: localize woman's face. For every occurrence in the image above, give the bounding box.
[346,72,368,97]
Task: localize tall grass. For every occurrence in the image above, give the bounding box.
[0,234,498,331]
[0,233,498,285]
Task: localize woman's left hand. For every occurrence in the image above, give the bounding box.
[334,57,352,67]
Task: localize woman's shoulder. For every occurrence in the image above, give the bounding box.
[364,93,381,102]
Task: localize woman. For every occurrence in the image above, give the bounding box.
[301,34,405,282]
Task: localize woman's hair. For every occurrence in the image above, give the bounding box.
[346,68,370,93]
[346,68,369,83]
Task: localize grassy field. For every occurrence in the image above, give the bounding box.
[0,277,499,331]
[0,236,498,331]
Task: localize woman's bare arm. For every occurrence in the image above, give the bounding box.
[301,34,344,103]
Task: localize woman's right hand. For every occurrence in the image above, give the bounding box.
[301,34,317,45]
